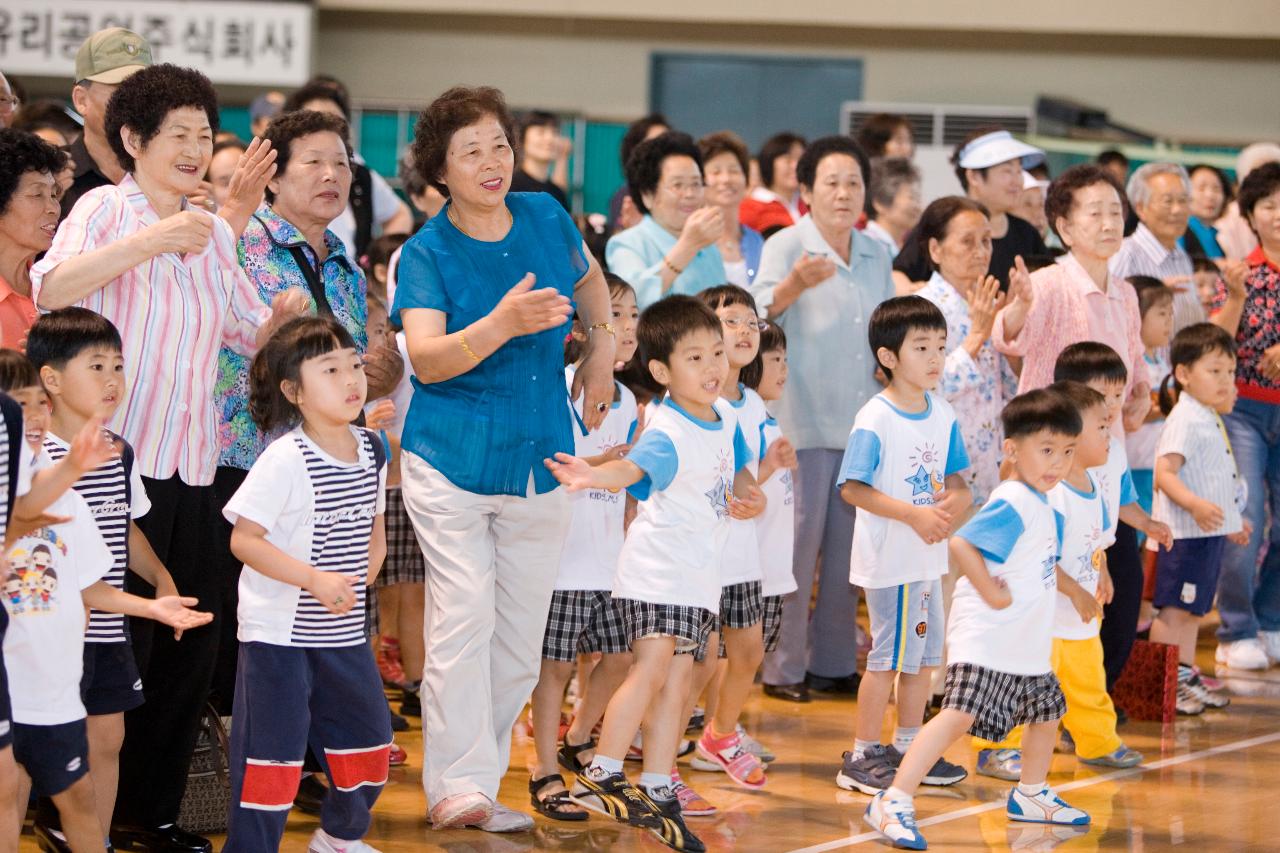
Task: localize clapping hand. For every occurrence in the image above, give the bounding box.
[148,595,215,639]
[365,399,396,432]
[791,253,837,290]
[497,273,573,337]
[67,416,120,475]
[223,137,278,216]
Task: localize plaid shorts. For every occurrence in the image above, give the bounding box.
[719,581,764,630]
[762,595,784,653]
[542,590,630,662]
[942,662,1066,742]
[376,487,427,587]
[620,599,715,655]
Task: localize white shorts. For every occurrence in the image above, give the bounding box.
[865,579,944,674]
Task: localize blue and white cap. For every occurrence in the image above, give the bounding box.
[957,131,1045,170]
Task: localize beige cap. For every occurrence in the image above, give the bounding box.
[75,28,153,85]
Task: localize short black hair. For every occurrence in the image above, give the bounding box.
[697,284,758,315]
[25,308,123,372]
[0,349,40,394]
[0,128,68,217]
[625,131,702,216]
[637,295,722,372]
[1128,275,1175,318]
[249,316,359,432]
[1001,387,1083,440]
[263,109,353,203]
[106,64,220,173]
[757,132,806,188]
[741,320,786,390]
[1097,149,1129,169]
[1053,341,1129,386]
[1044,164,1126,241]
[1239,162,1280,237]
[1048,379,1107,416]
[868,295,947,381]
[1159,322,1237,414]
[950,126,1007,192]
[283,79,350,120]
[796,136,870,194]
[519,110,559,146]
[566,273,636,366]
[212,136,247,159]
[10,99,82,142]
[915,195,989,270]
[854,113,912,159]
[1191,254,1218,275]
[619,113,669,169]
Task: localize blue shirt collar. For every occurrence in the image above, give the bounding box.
[663,395,724,430]
[1060,472,1099,500]
[875,391,933,421]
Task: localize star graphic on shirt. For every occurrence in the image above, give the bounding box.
[905,465,934,497]
[706,477,730,518]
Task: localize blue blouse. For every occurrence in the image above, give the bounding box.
[1182,215,1225,259]
[741,225,764,284]
[391,192,588,496]
[605,215,727,308]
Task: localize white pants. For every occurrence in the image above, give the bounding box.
[401,452,569,806]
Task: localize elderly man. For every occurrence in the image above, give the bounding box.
[1110,162,1205,333]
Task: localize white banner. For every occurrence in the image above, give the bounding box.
[0,0,313,86]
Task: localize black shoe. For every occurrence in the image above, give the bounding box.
[401,682,422,717]
[389,706,410,732]
[111,824,212,853]
[294,773,328,815]
[806,671,861,695]
[33,824,71,853]
[644,791,706,852]
[763,682,811,703]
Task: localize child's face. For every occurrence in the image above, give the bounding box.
[651,327,728,408]
[1140,299,1174,350]
[715,302,762,371]
[1084,378,1126,429]
[880,327,947,392]
[292,347,368,427]
[49,345,126,421]
[1006,429,1077,493]
[756,347,788,402]
[366,303,394,351]
[1176,349,1237,412]
[1194,270,1219,311]
[611,289,640,366]
[10,386,50,452]
[1073,403,1111,469]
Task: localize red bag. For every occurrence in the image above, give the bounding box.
[1110,640,1178,723]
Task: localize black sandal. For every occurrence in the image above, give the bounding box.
[557,735,596,774]
[530,773,589,821]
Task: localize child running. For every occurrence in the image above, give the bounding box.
[835,296,971,795]
[546,295,766,853]
[865,388,1091,850]
[222,317,391,853]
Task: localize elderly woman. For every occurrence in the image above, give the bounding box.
[0,129,66,349]
[863,157,923,260]
[699,130,764,286]
[1183,164,1232,259]
[31,64,306,853]
[751,136,894,702]
[740,131,806,234]
[392,86,614,832]
[606,131,726,307]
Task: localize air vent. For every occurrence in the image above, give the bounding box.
[842,102,1036,147]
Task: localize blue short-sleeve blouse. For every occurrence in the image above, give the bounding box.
[392,192,588,496]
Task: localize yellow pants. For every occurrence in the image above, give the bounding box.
[971,636,1121,760]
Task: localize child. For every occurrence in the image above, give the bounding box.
[546,295,765,853]
[24,309,189,848]
[835,296,972,795]
[865,389,1091,851]
[222,317,391,853]
[1151,323,1248,716]
[360,233,410,305]
[531,275,639,820]
[1191,255,1220,318]
[1124,277,1176,530]
[0,350,210,853]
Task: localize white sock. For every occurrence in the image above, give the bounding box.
[1017,780,1046,796]
[853,738,880,759]
[588,754,624,777]
[893,726,920,753]
[885,786,913,803]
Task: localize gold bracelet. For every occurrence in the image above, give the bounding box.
[588,322,616,336]
[459,330,481,362]
[662,255,684,276]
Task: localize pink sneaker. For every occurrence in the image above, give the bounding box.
[696,729,766,789]
[429,792,493,829]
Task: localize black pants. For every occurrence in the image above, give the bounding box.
[114,477,224,830]
[1101,521,1143,692]
[209,466,249,716]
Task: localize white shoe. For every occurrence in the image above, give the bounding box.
[1006,786,1090,825]
[309,829,382,853]
[1215,638,1270,670]
[476,802,535,833]
[1260,630,1280,664]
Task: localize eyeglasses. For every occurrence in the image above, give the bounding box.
[722,316,767,331]
[1148,194,1189,211]
[659,180,704,195]
[0,97,17,110]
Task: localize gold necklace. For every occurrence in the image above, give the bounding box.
[447,204,512,239]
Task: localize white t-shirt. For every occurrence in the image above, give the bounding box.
[837,392,970,589]
[43,433,150,644]
[1088,434,1139,547]
[948,479,1063,676]
[1124,350,1169,472]
[720,386,769,587]
[1152,393,1244,540]
[758,415,797,597]
[614,398,749,611]
[4,457,111,725]
[1049,473,1110,640]
[556,368,638,591]
[225,427,387,648]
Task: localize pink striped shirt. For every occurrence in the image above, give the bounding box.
[31,174,269,486]
[992,252,1149,437]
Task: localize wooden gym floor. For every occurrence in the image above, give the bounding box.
[22,632,1280,852]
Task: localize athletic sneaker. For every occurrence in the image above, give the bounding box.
[1080,744,1143,768]
[736,724,775,762]
[695,729,766,788]
[670,772,717,817]
[976,749,1022,781]
[570,771,662,829]
[1185,673,1229,709]
[882,745,966,786]
[309,829,381,853]
[836,745,897,795]
[1057,729,1075,754]
[1175,680,1206,716]
[645,792,706,852]
[863,791,927,850]
[1262,630,1280,665]
[1006,786,1090,825]
[1215,638,1270,670]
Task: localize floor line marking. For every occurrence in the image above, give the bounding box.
[785,727,1280,853]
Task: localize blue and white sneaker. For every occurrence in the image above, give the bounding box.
[976,748,1022,781]
[1006,785,1090,825]
[864,791,927,850]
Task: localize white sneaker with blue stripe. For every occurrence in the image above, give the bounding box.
[864,791,927,850]
[1006,786,1090,825]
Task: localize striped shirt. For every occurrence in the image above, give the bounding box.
[31,174,272,486]
[43,433,150,643]
[1152,393,1244,539]
[1109,223,1206,334]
